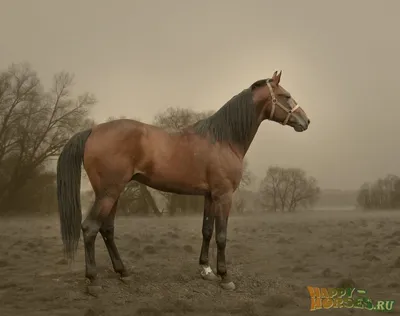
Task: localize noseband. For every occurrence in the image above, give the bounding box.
[266,81,300,125]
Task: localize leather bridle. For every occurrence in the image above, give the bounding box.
[266,81,300,126]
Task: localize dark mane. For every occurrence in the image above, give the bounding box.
[192,87,262,152]
[250,79,268,90]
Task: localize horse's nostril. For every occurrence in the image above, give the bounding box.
[307,119,311,124]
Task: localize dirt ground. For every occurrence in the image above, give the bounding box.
[1,210,400,316]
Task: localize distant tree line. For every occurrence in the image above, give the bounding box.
[357,174,400,210]
[0,62,321,216]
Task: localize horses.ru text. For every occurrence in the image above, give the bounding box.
[306,286,395,312]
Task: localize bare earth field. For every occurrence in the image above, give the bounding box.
[1,210,400,316]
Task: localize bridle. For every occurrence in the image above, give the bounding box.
[266,81,300,126]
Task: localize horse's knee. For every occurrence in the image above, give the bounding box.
[216,232,227,249]
[82,220,100,242]
[202,224,213,242]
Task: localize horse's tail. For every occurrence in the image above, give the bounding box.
[57,129,92,261]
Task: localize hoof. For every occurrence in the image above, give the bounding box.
[87,284,103,297]
[201,270,218,281]
[200,266,218,281]
[220,281,236,291]
[120,274,134,284]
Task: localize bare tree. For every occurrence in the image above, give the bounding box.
[116,182,149,215]
[259,166,320,212]
[239,159,254,189]
[258,166,281,211]
[153,107,214,132]
[0,63,95,211]
[357,182,372,209]
[357,174,400,210]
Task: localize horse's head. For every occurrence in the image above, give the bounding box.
[251,71,310,132]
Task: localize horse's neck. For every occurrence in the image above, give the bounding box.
[241,122,261,156]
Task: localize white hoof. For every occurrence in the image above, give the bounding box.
[200,265,218,281]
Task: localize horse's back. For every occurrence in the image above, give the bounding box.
[84,119,208,182]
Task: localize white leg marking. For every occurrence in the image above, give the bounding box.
[200,265,218,280]
[202,265,212,275]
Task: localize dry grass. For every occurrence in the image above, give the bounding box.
[0,210,400,315]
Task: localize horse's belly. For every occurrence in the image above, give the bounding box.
[134,173,208,195]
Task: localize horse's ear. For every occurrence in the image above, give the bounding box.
[272,70,282,84]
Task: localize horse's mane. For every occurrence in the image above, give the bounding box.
[192,81,266,151]
[250,79,269,89]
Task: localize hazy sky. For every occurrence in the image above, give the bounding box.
[1,0,399,190]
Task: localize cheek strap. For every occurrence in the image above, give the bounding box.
[266,82,300,125]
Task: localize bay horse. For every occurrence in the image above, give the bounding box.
[57,71,310,293]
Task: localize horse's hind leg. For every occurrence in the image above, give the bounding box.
[99,198,130,281]
[81,195,117,294]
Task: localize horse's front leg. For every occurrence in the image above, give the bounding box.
[199,194,218,281]
[214,191,235,291]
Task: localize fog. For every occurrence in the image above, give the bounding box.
[1,0,399,190]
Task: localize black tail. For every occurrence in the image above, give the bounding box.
[57,129,92,260]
